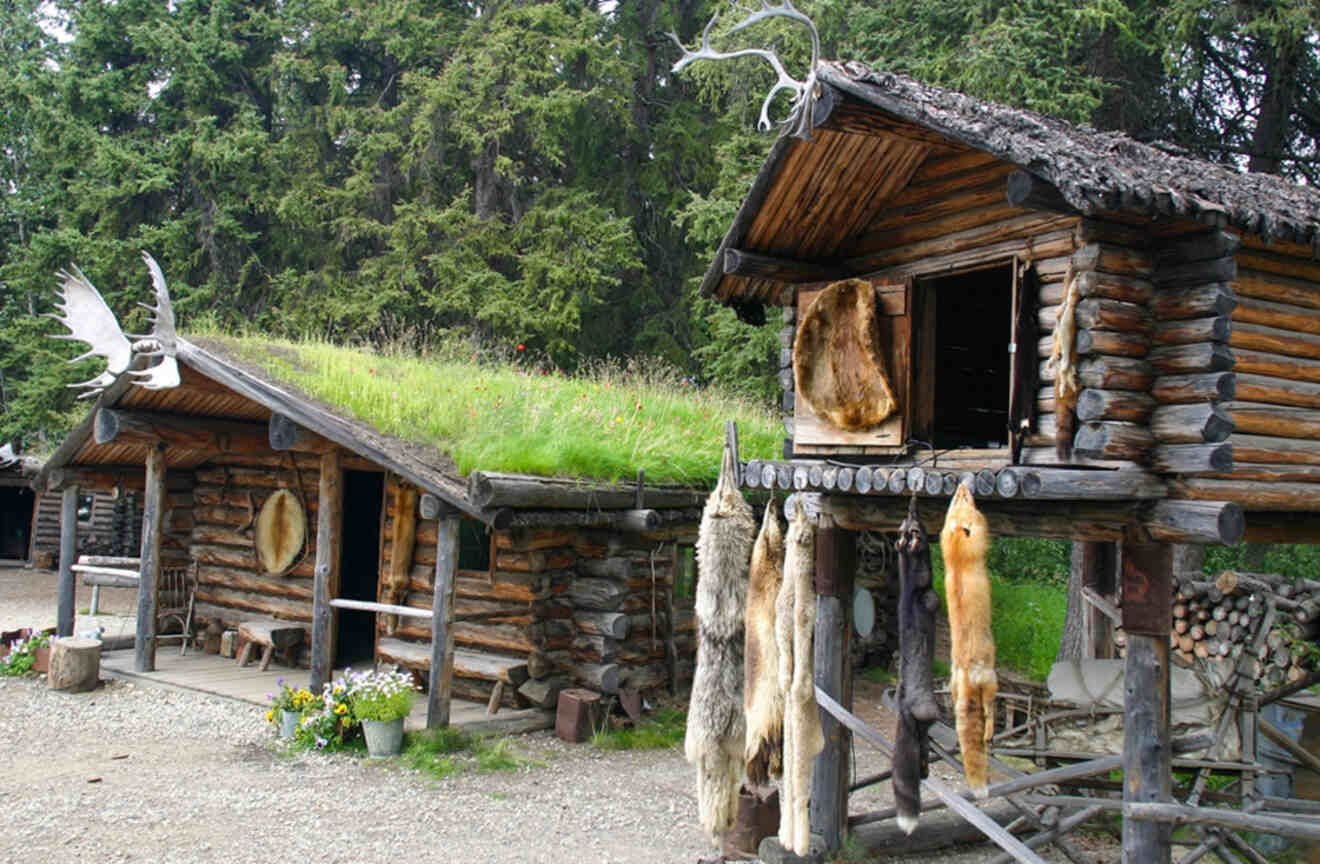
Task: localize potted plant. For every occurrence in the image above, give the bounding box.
[1,631,49,677]
[267,678,319,739]
[347,668,417,758]
[295,674,356,750]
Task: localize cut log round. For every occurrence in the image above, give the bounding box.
[47,637,101,693]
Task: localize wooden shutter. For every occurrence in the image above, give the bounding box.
[792,279,913,454]
[1008,258,1039,463]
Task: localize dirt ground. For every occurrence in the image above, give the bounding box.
[1,564,1121,862]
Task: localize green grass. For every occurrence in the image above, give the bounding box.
[591,706,687,751]
[195,332,781,486]
[860,665,894,685]
[931,541,1068,682]
[398,728,538,777]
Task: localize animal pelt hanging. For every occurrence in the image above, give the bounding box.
[1048,263,1080,460]
[940,484,999,797]
[383,482,419,635]
[893,497,940,835]
[793,278,899,432]
[686,441,756,842]
[778,506,823,856]
[744,501,785,787]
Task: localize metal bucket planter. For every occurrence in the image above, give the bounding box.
[278,710,300,739]
[362,718,405,758]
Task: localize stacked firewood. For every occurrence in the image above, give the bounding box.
[1114,570,1318,688]
[853,531,897,668]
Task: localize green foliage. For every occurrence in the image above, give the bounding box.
[1204,544,1319,584]
[214,332,781,485]
[591,707,687,752]
[400,729,537,777]
[986,538,1072,586]
[346,669,418,723]
[0,632,48,678]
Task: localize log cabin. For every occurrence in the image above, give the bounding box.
[700,62,1320,859]
[32,335,711,721]
[0,450,39,564]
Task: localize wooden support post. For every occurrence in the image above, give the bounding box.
[1080,541,1117,659]
[810,516,855,854]
[56,486,79,638]
[1121,541,1174,864]
[310,448,342,692]
[428,516,460,728]
[134,444,166,673]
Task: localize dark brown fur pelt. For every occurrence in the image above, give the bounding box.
[687,442,755,842]
[793,278,899,432]
[940,484,998,797]
[779,506,822,855]
[744,501,785,786]
[893,497,939,835]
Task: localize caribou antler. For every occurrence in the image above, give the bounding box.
[125,252,181,391]
[47,264,133,399]
[667,0,820,138]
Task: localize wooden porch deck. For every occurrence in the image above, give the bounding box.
[99,649,554,734]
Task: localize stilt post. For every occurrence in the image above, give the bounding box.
[134,443,166,673]
[310,448,342,691]
[1121,540,1174,864]
[428,515,460,728]
[56,485,79,637]
[810,514,856,853]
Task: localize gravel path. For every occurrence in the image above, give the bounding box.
[1,565,1117,862]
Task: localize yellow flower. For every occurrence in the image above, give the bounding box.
[265,711,274,722]
[334,703,348,715]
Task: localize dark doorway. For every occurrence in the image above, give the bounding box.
[336,471,384,668]
[0,488,34,561]
[928,264,1014,449]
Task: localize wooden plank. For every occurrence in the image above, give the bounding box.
[429,516,460,728]
[56,486,78,638]
[135,445,166,673]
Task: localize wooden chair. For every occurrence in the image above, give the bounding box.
[155,560,197,656]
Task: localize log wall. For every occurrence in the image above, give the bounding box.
[188,454,319,638]
[32,489,141,563]
[375,473,697,708]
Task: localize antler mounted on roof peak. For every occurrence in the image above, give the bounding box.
[667,0,821,139]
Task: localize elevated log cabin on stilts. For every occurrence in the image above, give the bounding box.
[33,336,704,725]
[702,61,1320,862]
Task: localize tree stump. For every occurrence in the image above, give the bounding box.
[47,637,101,693]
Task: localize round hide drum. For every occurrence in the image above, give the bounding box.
[255,488,306,575]
[793,278,898,431]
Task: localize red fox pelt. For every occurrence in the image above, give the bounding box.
[686,442,755,842]
[939,483,998,797]
[778,506,823,856]
[793,278,899,432]
[744,501,785,787]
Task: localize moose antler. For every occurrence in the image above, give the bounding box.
[125,252,180,391]
[667,0,820,138]
[47,264,134,399]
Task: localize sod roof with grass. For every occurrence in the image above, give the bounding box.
[194,333,780,489]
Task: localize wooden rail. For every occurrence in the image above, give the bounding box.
[327,598,433,619]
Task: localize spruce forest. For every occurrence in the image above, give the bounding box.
[2,0,1317,452]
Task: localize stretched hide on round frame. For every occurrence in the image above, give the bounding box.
[794,278,899,431]
[255,488,306,575]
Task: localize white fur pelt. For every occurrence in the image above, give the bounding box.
[744,502,785,786]
[778,507,822,856]
[686,442,755,842]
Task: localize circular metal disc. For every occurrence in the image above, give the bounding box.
[852,585,875,638]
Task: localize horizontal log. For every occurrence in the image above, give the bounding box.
[567,577,629,611]
[1233,347,1320,384]
[1234,294,1320,336]
[1038,356,1153,390]
[1235,373,1320,409]
[267,413,337,453]
[1152,316,1231,346]
[194,467,322,491]
[1072,242,1153,277]
[574,611,629,639]
[467,471,704,510]
[1150,404,1234,444]
[78,555,140,567]
[1236,268,1320,311]
[1229,434,1320,466]
[1150,283,1236,321]
[1204,462,1320,483]
[94,408,273,455]
[1156,256,1237,289]
[191,543,313,579]
[1169,478,1320,511]
[1072,422,1154,461]
[1231,320,1320,363]
[1018,468,1166,500]
[1075,298,1150,333]
[1158,230,1241,264]
[723,248,841,284]
[820,496,1134,541]
[454,572,550,604]
[1149,444,1234,474]
[1125,801,1320,842]
[193,586,311,623]
[569,661,619,694]
[1143,500,1244,545]
[196,565,314,601]
[1151,372,1235,404]
[1039,270,1153,305]
[76,569,139,589]
[1075,389,1155,422]
[1221,401,1320,439]
[1148,343,1235,375]
[495,529,577,552]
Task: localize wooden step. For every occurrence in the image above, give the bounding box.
[376,637,529,686]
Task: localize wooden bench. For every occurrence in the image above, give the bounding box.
[72,556,140,615]
[236,621,307,671]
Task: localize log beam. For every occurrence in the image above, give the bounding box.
[1142,501,1244,545]
[1005,170,1077,214]
[722,247,843,284]
[269,413,336,453]
[96,408,272,455]
[309,448,342,692]
[134,444,167,673]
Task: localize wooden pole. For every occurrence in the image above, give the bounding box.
[56,485,79,637]
[428,516,460,728]
[1120,541,1174,864]
[1079,541,1117,659]
[134,444,167,673]
[809,515,855,853]
[310,448,342,692]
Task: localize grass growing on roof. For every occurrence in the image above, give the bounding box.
[205,333,779,485]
